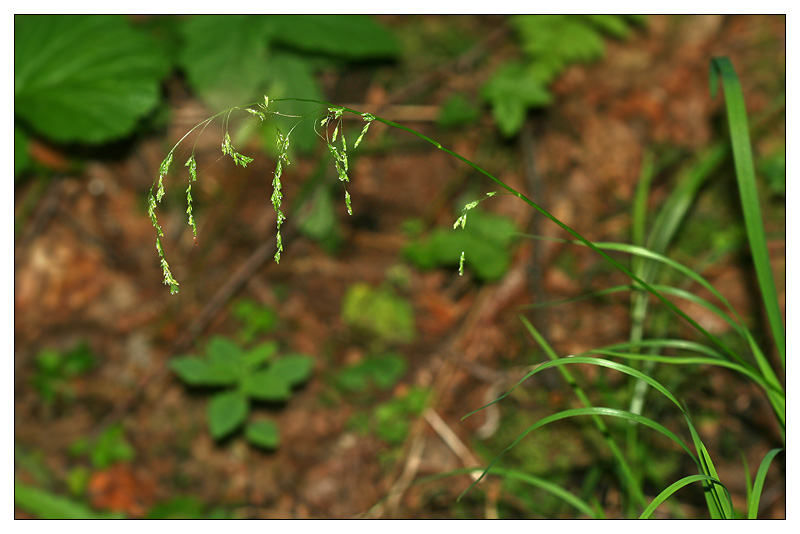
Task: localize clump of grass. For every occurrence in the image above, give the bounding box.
[150,57,783,518]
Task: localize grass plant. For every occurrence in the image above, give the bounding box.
[150,57,783,518]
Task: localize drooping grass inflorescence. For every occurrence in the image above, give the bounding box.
[148,98,386,291]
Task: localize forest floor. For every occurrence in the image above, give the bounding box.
[14,15,785,519]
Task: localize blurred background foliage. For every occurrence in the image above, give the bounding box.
[14,14,644,178]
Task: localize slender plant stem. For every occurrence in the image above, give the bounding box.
[270,98,767,379]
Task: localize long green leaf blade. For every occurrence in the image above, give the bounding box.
[639,474,721,519]
[710,57,785,368]
[747,448,782,519]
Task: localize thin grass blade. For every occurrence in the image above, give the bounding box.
[710,57,785,369]
[684,411,734,518]
[747,448,782,519]
[639,474,722,519]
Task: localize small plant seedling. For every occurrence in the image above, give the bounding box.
[348,386,428,446]
[31,342,96,405]
[231,298,278,344]
[335,352,407,393]
[68,424,135,470]
[341,283,415,344]
[170,336,314,449]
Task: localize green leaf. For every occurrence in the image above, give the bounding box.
[264,15,398,59]
[61,343,96,376]
[341,283,416,343]
[14,481,124,519]
[263,51,324,154]
[232,299,278,342]
[206,336,244,367]
[639,474,721,519]
[337,352,407,392]
[512,15,608,67]
[14,15,170,143]
[245,420,280,449]
[481,15,642,137]
[268,355,315,387]
[243,341,279,369]
[374,387,428,445]
[240,369,291,401]
[297,185,342,249]
[585,14,637,39]
[710,57,785,369]
[481,61,552,137]
[169,357,239,387]
[89,425,135,469]
[178,15,271,111]
[35,349,62,374]
[66,467,90,497]
[747,448,782,518]
[404,210,517,280]
[207,391,248,440]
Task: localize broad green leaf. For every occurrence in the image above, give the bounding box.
[512,15,607,68]
[240,369,291,401]
[207,391,248,440]
[14,481,123,519]
[232,299,278,342]
[14,15,170,143]
[481,61,552,137]
[404,210,517,280]
[264,15,398,59]
[243,341,279,369]
[337,352,407,392]
[341,283,415,343]
[206,336,245,367]
[178,15,271,111]
[169,357,239,387]
[481,15,642,137]
[585,14,637,38]
[298,185,342,248]
[245,420,280,449]
[268,355,315,387]
[263,51,324,154]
